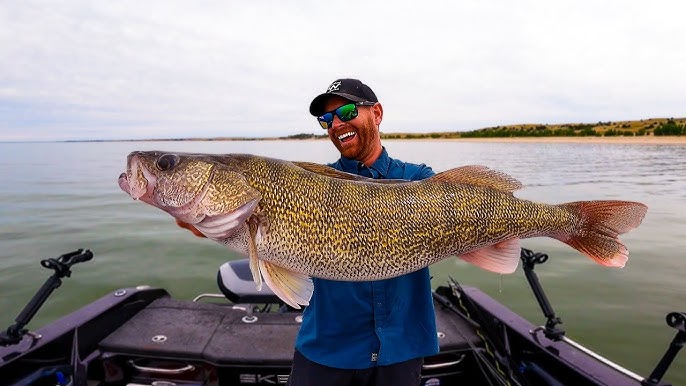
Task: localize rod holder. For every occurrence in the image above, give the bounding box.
[0,249,93,346]
[520,248,565,341]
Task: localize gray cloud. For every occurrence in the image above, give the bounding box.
[1,0,684,141]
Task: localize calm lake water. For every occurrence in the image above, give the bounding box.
[1,140,685,383]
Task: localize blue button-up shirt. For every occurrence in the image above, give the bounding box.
[295,147,439,369]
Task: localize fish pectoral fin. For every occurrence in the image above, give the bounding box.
[258,260,313,310]
[247,221,263,291]
[195,200,260,239]
[458,238,521,274]
[428,165,523,193]
[245,209,311,309]
[251,207,270,239]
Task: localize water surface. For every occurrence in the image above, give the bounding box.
[1,140,684,383]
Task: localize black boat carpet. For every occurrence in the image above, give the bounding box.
[99,297,480,366]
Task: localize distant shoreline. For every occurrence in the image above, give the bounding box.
[63,135,686,145]
[402,136,686,145]
[121,135,686,145]
[4,116,682,144]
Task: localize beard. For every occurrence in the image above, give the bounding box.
[330,113,381,163]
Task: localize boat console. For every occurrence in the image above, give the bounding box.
[216,260,282,305]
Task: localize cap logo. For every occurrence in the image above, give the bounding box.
[327,80,342,93]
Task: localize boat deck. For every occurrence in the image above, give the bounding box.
[99,296,482,366]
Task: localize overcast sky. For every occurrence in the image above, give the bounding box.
[1,1,684,141]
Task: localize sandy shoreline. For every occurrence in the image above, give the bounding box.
[388,136,686,145]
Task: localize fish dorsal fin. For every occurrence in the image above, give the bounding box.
[293,162,411,185]
[293,162,368,181]
[428,165,522,193]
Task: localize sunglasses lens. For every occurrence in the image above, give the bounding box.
[316,103,362,129]
[336,104,358,121]
[317,113,334,130]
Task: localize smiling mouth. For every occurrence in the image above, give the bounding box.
[338,131,356,143]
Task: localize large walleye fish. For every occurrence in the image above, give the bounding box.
[118,151,647,308]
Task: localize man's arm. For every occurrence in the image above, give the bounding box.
[410,163,435,180]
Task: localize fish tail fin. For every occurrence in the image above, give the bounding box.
[556,201,647,267]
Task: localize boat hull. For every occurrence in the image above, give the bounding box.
[0,281,654,386]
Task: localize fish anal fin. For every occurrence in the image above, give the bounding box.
[258,260,313,309]
[429,165,523,193]
[458,238,521,274]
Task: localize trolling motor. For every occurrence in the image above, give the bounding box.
[520,248,565,341]
[0,249,93,347]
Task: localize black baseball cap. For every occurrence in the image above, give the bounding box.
[309,78,379,116]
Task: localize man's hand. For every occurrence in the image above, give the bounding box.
[175,218,207,238]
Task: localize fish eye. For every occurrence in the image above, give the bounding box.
[156,154,180,171]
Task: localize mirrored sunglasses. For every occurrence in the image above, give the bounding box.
[317,102,375,130]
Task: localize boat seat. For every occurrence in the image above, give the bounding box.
[216,259,282,304]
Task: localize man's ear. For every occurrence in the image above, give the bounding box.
[372,103,383,126]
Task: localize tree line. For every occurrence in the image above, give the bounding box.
[283,119,685,140]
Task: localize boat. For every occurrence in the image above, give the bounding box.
[0,248,683,386]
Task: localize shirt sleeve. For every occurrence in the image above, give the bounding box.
[406,163,435,180]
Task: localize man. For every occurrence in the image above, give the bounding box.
[287,79,439,386]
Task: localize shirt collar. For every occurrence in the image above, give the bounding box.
[336,147,391,178]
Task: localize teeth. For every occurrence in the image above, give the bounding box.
[338,132,355,140]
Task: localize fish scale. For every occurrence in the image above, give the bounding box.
[119,151,648,308]
[204,157,587,277]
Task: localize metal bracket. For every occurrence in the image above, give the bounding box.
[642,312,686,386]
[0,249,93,346]
[520,248,565,341]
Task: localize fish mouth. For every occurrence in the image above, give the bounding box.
[117,172,130,193]
[118,155,157,203]
[118,155,205,221]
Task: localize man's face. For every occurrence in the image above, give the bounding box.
[322,96,382,163]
